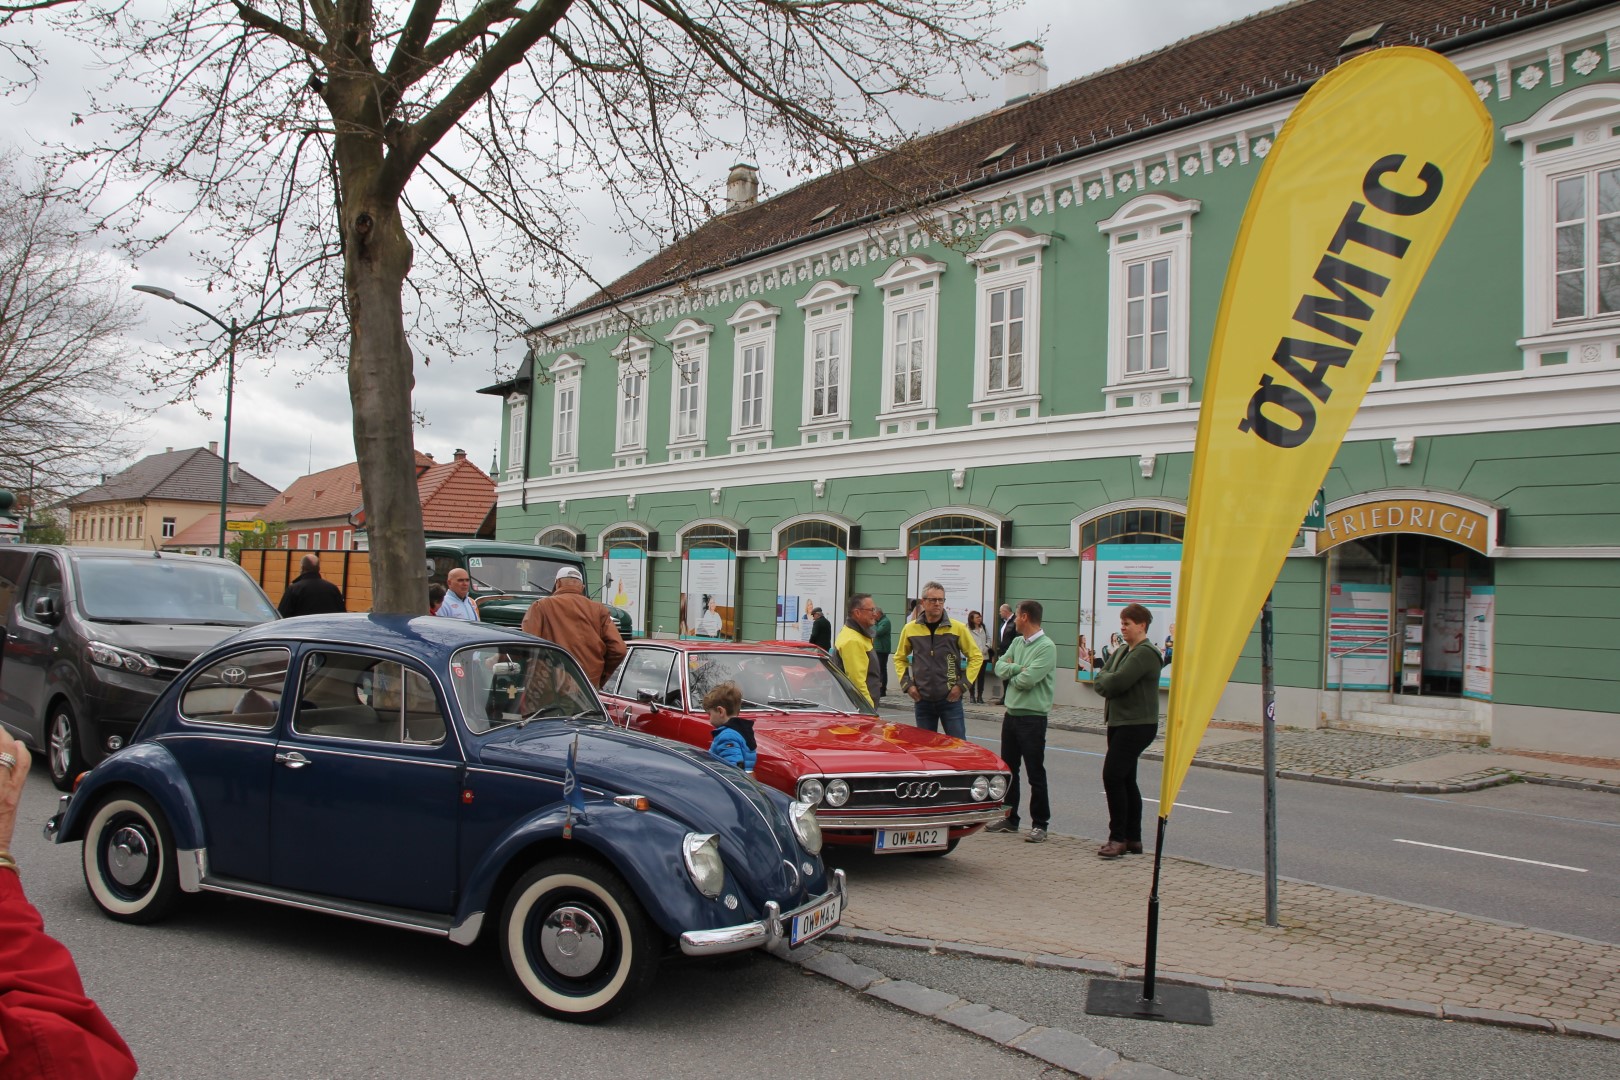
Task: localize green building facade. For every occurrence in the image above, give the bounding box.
[484,1,1620,758]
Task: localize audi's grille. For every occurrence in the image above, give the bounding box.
[839,775,992,811]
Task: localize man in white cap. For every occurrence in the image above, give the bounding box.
[520,566,627,687]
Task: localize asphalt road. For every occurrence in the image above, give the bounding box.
[8,771,1057,1079]
[915,708,1620,944]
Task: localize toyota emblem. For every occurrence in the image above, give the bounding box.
[895,781,941,800]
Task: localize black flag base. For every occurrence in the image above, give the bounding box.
[1084,978,1213,1025]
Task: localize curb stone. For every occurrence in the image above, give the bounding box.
[1011,1028,1122,1078]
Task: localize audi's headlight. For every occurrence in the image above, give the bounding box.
[824,779,851,807]
[797,778,825,805]
[989,774,1010,801]
[970,775,990,801]
[86,641,158,677]
[788,799,823,855]
[682,832,725,898]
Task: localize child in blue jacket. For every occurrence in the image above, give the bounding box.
[704,682,757,771]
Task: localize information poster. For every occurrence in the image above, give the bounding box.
[1326,583,1391,690]
[907,544,996,630]
[776,546,847,641]
[602,546,647,637]
[1078,543,1179,686]
[1464,585,1495,701]
[1424,569,1466,677]
[680,547,737,640]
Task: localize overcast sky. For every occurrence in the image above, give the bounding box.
[4,0,1274,492]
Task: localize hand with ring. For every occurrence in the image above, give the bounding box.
[0,729,32,858]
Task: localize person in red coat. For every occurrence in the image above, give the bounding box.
[0,731,137,1080]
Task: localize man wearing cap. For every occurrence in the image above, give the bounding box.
[520,566,627,687]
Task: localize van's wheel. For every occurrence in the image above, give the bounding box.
[500,856,660,1023]
[82,791,182,924]
[48,703,85,792]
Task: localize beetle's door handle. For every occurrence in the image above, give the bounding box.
[275,751,311,769]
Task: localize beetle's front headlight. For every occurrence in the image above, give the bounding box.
[989,774,1009,801]
[788,799,822,855]
[682,832,725,898]
[797,778,825,804]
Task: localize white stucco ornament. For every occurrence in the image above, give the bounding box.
[1573,49,1601,76]
[1057,190,1073,207]
[1253,136,1273,158]
[1517,64,1544,90]
[1086,181,1103,200]
[1148,165,1166,185]
[1116,173,1134,192]
[1182,156,1200,175]
[1473,78,1493,99]
[1217,146,1236,167]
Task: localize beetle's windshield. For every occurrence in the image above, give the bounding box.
[686,651,875,716]
[449,644,603,733]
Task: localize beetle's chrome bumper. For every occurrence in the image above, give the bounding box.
[42,794,71,842]
[679,868,847,957]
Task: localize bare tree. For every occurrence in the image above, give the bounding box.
[39,0,1009,612]
[0,154,141,507]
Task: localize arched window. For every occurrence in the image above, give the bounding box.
[536,526,583,552]
[1075,504,1185,685]
[678,521,741,641]
[599,523,653,637]
[774,517,852,641]
[1079,508,1185,553]
[903,510,1002,626]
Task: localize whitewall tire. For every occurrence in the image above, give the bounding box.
[82,791,181,924]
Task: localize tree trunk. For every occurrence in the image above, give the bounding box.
[345,194,428,614]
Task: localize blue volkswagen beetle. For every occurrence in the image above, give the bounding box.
[44,615,844,1022]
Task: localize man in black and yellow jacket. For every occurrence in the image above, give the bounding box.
[893,580,983,739]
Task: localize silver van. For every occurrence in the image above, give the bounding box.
[0,546,278,789]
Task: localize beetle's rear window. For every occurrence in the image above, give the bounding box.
[449,644,601,733]
[179,648,291,729]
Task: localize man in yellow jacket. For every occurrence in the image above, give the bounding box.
[832,593,881,708]
[893,580,983,739]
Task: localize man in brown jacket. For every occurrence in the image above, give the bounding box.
[520,566,627,688]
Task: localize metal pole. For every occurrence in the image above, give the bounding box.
[217,319,238,556]
[1261,591,1278,927]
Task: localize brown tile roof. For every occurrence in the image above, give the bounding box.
[416,456,496,536]
[69,447,279,508]
[259,451,439,526]
[551,0,1588,326]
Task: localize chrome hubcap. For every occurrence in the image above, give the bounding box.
[540,904,606,978]
[49,715,72,778]
[108,826,152,887]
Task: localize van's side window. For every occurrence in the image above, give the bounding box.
[22,555,63,622]
[0,550,27,617]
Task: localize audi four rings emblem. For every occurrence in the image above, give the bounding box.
[895,781,941,799]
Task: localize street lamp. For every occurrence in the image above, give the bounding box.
[132,285,327,554]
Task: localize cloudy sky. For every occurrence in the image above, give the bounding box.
[4,0,1273,492]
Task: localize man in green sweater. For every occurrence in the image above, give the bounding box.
[984,599,1057,843]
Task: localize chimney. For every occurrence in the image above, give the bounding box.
[165,446,173,453]
[1004,42,1047,104]
[725,162,759,212]
[453,448,467,461]
[208,441,219,455]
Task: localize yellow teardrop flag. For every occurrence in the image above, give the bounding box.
[1159,48,1492,819]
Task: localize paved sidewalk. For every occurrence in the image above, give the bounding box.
[826,825,1620,1040]
[952,698,1620,795]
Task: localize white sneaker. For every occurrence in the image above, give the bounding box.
[1025,827,1048,843]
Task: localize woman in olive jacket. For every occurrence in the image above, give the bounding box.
[1091,603,1164,858]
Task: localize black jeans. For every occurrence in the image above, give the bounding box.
[999,713,1049,830]
[876,653,891,696]
[1103,723,1158,843]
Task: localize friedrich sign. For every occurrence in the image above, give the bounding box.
[1317,499,1493,555]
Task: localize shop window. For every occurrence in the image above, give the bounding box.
[1099,193,1198,412]
[774,517,852,641]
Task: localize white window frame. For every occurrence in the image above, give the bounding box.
[664,319,713,460]
[968,229,1048,424]
[1506,84,1620,374]
[549,353,583,475]
[505,391,528,482]
[796,280,858,443]
[726,301,779,453]
[610,336,652,467]
[1099,193,1199,412]
[874,257,945,436]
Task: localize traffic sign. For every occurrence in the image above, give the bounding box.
[225,519,265,532]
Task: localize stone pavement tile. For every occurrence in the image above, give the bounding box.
[865,978,960,1016]
[936,1001,1035,1043]
[833,828,1620,1028]
[1011,1027,1121,1078]
[1101,1062,1195,1080]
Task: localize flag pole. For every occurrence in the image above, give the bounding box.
[1142,815,1168,999]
